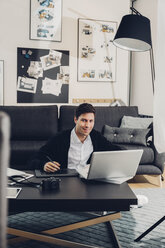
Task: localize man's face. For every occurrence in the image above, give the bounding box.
[74,113,95,138]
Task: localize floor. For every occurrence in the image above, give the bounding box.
[128,169,165,189]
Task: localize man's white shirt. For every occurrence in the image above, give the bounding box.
[68,128,93,170]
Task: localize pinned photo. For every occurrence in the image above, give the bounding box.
[81,46,96,59]
[104,56,113,63]
[27,61,43,79]
[57,66,69,84]
[40,50,62,70]
[81,70,95,79]
[101,24,114,33]
[37,26,53,39]
[82,23,93,35]
[99,70,112,79]
[38,0,55,8]
[17,77,37,94]
[38,8,54,22]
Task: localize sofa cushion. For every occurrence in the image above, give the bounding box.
[136,164,162,175]
[59,105,139,132]
[120,115,153,145]
[120,116,153,129]
[0,105,58,140]
[115,144,154,164]
[103,125,150,146]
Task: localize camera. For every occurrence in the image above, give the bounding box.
[41,177,60,191]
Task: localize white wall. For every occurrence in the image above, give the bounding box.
[130,0,158,115]
[0,0,130,106]
[153,0,165,153]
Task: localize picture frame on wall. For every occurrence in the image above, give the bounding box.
[30,0,62,42]
[78,18,117,82]
[0,60,4,105]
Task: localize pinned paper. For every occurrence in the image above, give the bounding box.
[41,77,62,96]
[17,76,37,94]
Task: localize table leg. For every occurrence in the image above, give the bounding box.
[106,221,122,248]
[7,227,97,248]
[43,212,121,234]
[7,212,121,248]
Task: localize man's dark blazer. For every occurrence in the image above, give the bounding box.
[30,129,121,170]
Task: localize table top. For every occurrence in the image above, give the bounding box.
[9,174,137,212]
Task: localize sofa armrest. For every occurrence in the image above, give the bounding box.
[153,146,165,174]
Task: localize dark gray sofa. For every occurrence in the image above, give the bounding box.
[0,105,164,177]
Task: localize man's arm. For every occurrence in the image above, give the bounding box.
[28,136,60,170]
[28,130,71,170]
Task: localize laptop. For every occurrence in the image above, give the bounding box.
[77,150,143,184]
[35,168,78,178]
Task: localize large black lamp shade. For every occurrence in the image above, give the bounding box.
[113,14,152,52]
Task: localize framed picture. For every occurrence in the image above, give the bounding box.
[78,18,117,82]
[17,47,69,103]
[0,60,4,105]
[30,0,62,42]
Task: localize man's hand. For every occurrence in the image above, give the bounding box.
[44,161,61,172]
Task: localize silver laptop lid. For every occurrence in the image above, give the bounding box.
[87,150,143,180]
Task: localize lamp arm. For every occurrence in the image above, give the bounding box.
[130,7,142,16]
[150,47,155,93]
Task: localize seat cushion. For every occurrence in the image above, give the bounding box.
[136,164,162,175]
[116,144,154,164]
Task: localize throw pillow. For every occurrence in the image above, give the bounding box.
[103,125,150,146]
[120,116,153,129]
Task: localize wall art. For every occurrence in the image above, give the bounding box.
[78,18,117,82]
[17,47,69,103]
[30,0,62,42]
[0,60,4,105]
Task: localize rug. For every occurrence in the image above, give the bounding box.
[7,188,165,248]
[113,188,165,248]
[8,212,115,248]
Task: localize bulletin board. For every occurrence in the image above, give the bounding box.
[17,47,69,103]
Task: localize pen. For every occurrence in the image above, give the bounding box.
[46,155,55,164]
[46,156,60,169]
[46,155,60,170]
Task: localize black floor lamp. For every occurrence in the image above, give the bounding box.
[113,1,164,242]
[113,0,155,105]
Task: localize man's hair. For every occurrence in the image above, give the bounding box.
[75,103,96,119]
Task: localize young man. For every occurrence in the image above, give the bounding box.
[31,103,120,172]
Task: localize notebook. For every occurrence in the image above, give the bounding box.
[7,187,22,198]
[77,150,143,184]
[7,168,34,186]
